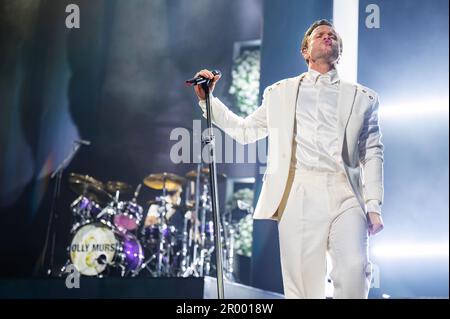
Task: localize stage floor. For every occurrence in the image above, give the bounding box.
[0,276,284,299]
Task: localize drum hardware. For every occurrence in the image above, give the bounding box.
[99,186,118,229]
[95,201,117,230]
[61,178,146,277]
[179,165,239,282]
[190,164,202,275]
[69,195,99,231]
[140,175,182,277]
[180,165,220,278]
[178,164,201,276]
[67,173,113,231]
[59,167,244,281]
[68,173,112,205]
[221,215,237,282]
[143,172,185,192]
[223,200,253,280]
[113,184,143,232]
[105,181,133,195]
[68,173,103,189]
[138,223,179,277]
[178,210,192,275]
[198,184,213,277]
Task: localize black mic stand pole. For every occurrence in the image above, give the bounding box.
[36,141,83,276]
[201,81,225,299]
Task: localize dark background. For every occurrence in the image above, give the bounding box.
[0,0,263,277]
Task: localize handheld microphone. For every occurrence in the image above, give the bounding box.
[185,70,221,86]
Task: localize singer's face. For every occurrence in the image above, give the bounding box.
[303,25,340,64]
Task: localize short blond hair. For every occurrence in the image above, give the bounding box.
[301,19,343,66]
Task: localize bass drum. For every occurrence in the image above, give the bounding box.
[69,223,144,276]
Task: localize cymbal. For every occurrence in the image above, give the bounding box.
[143,172,185,192]
[68,173,103,188]
[68,173,112,204]
[105,181,133,194]
[185,168,227,180]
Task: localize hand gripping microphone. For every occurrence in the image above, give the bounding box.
[185,70,221,86]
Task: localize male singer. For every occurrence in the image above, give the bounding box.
[192,19,384,299]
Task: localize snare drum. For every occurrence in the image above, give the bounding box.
[69,223,144,276]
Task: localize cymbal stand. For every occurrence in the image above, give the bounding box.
[181,163,203,277]
[198,182,211,276]
[156,176,169,276]
[222,214,236,281]
[96,190,120,224]
[182,175,218,278]
[179,210,191,274]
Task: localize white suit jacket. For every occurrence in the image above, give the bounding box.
[199,72,384,220]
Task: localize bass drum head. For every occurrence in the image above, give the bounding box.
[70,223,118,276]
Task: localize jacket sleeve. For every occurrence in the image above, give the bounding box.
[358,94,384,209]
[198,88,270,145]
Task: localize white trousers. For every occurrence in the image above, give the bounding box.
[277,169,372,299]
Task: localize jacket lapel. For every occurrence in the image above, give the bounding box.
[284,73,307,138]
[337,81,357,151]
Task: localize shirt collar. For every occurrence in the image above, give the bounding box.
[307,67,340,85]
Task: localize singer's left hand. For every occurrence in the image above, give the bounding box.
[367,212,384,236]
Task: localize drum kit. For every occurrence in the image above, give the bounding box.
[62,167,238,280]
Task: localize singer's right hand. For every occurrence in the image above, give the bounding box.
[194,69,221,101]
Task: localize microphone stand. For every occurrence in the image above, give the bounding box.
[36,141,84,276]
[201,82,225,299]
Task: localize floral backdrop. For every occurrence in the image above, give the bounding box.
[229,49,261,117]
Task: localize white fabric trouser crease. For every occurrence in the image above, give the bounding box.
[278,168,372,299]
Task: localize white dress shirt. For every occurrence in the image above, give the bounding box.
[294,68,341,172]
[294,68,381,214]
